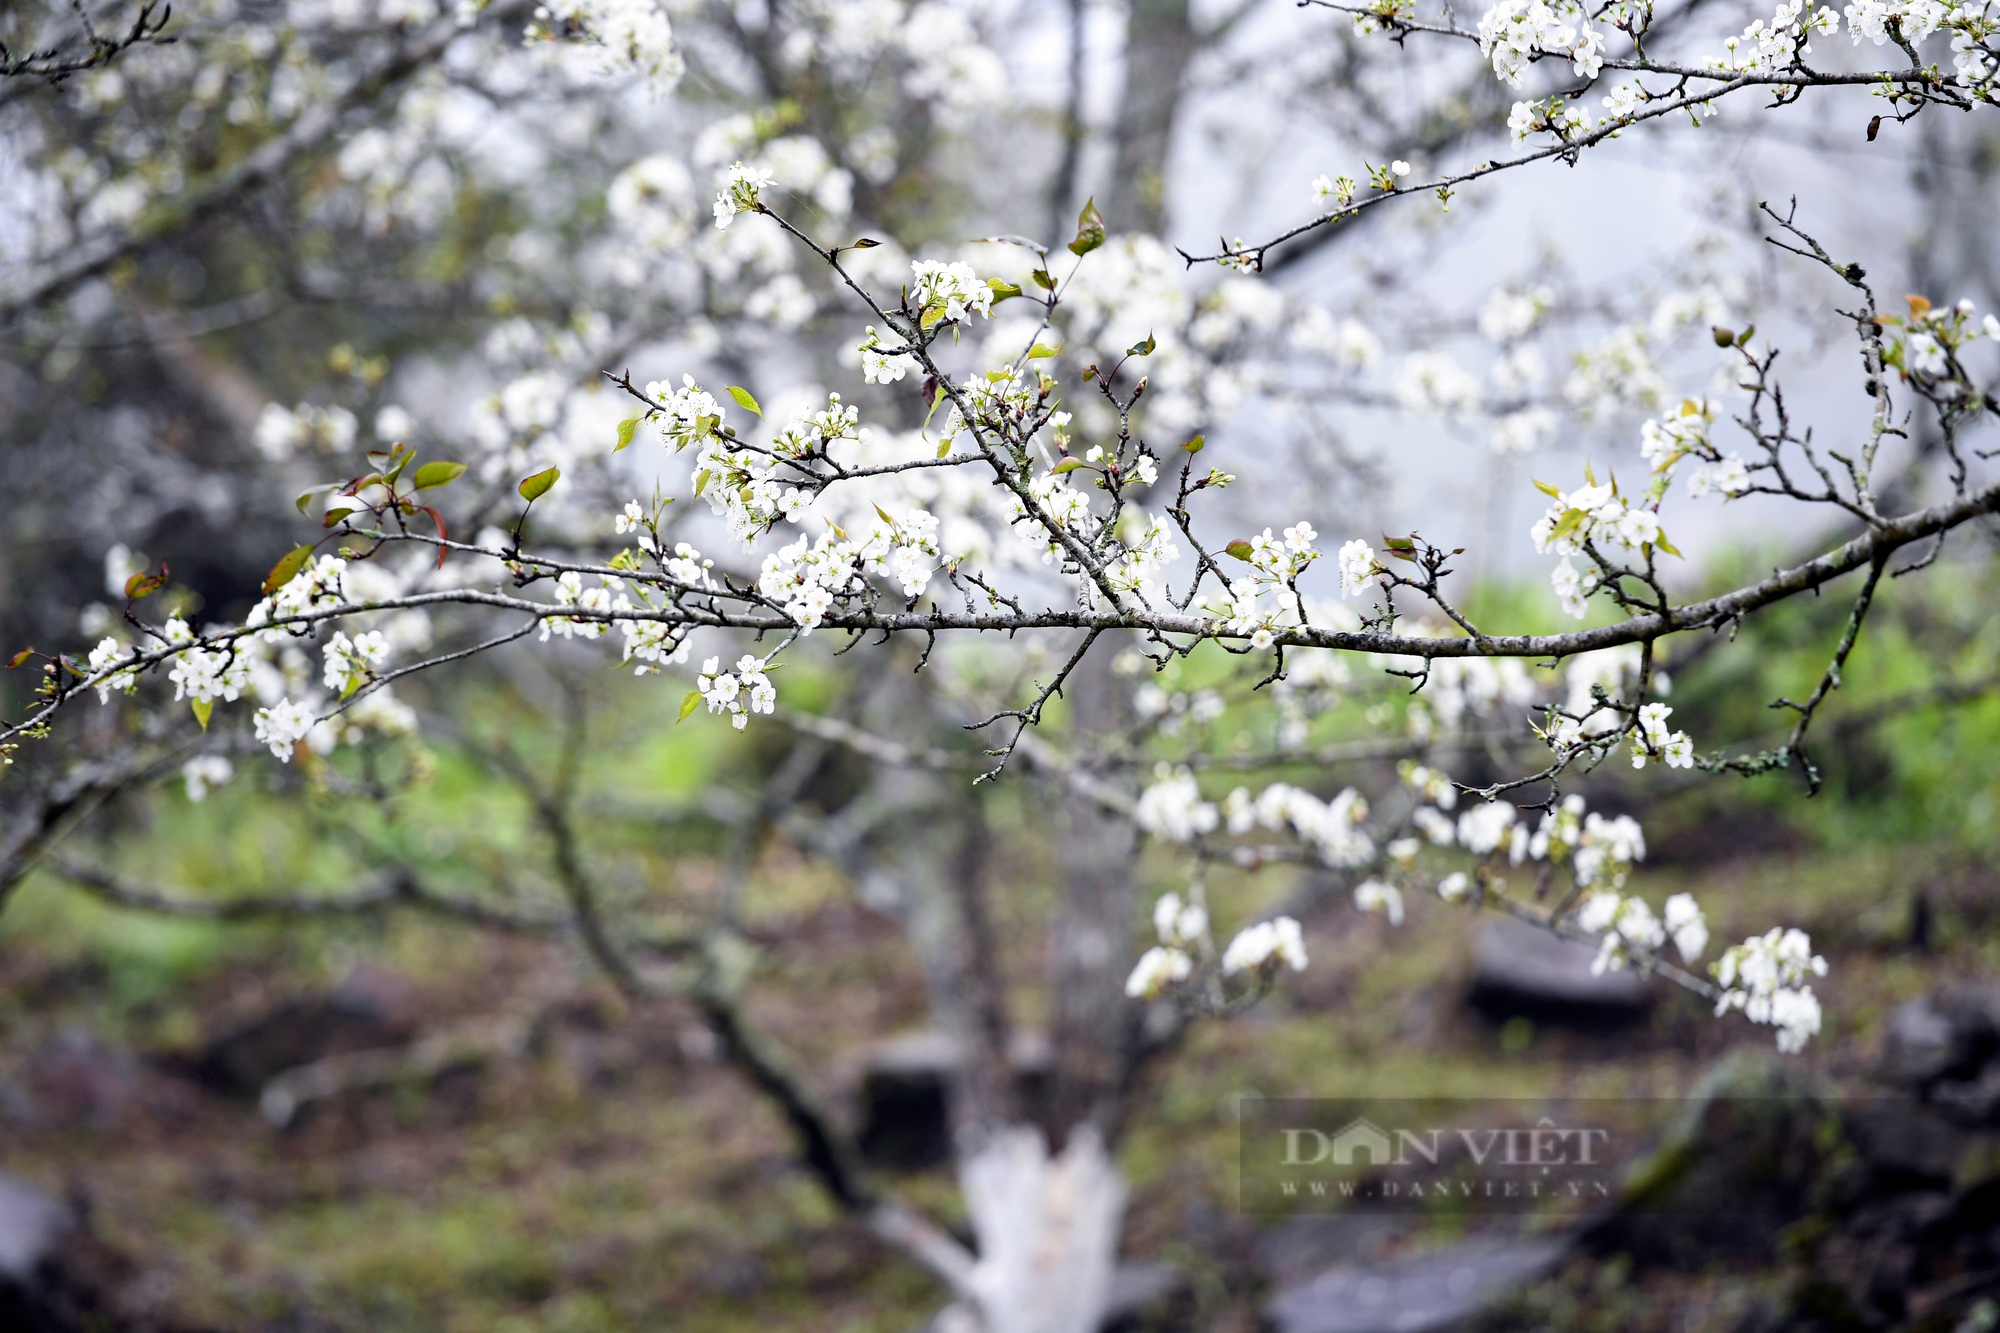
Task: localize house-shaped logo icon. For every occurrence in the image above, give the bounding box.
[1330,1116,1395,1165]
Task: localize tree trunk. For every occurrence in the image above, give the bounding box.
[1104,0,1197,236]
[940,1125,1127,1333]
[1044,640,1141,1143]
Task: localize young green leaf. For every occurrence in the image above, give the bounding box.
[412,460,467,490]
[263,544,316,596]
[1068,197,1106,256]
[1183,435,1205,454]
[1128,332,1156,357]
[1031,268,1054,290]
[1532,478,1562,499]
[518,466,561,502]
[679,690,702,723]
[191,697,213,731]
[1028,341,1062,359]
[614,417,640,452]
[988,279,1025,302]
[726,385,763,417]
[1224,539,1255,561]
[1051,458,1088,474]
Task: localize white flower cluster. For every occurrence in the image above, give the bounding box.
[712,161,773,230]
[772,395,862,461]
[1714,928,1828,1052]
[1220,915,1309,975]
[1577,888,1707,973]
[1352,879,1405,925]
[1124,891,1211,998]
[1477,0,1606,86]
[857,326,921,384]
[1715,0,1839,72]
[1508,96,1588,141]
[322,629,390,696]
[527,0,682,91]
[1530,475,1670,618]
[182,755,234,803]
[1103,511,1183,605]
[697,654,776,730]
[648,375,727,454]
[909,259,994,326]
[163,617,252,706]
[1637,398,1750,500]
[539,570,619,641]
[1630,701,1694,769]
[254,697,320,760]
[1135,765,1221,842]
[86,636,141,702]
[756,504,944,631]
[1337,539,1380,599]
[1889,296,1999,387]
[254,402,359,462]
[537,570,694,675]
[694,440,814,543]
[1223,782,1374,867]
[1536,795,1647,889]
[1844,0,1946,44]
[1456,801,1520,855]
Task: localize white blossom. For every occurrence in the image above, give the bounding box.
[182,754,234,802]
[254,697,319,760]
[1125,945,1193,998]
[1352,880,1405,925]
[1713,928,1829,1052]
[1221,916,1309,974]
[1135,765,1221,842]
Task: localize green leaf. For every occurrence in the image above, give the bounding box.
[263,544,316,596]
[1548,509,1586,543]
[518,466,561,502]
[988,279,1024,302]
[1653,531,1682,558]
[1069,198,1106,257]
[1031,268,1054,291]
[726,385,763,417]
[852,237,880,248]
[1224,539,1255,561]
[1128,332,1156,357]
[6,648,34,669]
[679,690,702,723]
[1028,341,1061,359]
[191,697,213,731]
[920,305,947,331]
[874,503,897,525]
[1182,435,1205,454]
[936,437,952,459]
[412,460,467,490]
[1051,458,1088,474]
[614,417,641,453]
[1383,535,1416,551]
[692,469,711,499]
[1532,478,1562,499]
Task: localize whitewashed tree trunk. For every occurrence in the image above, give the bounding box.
[942,1125,1127,1333]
